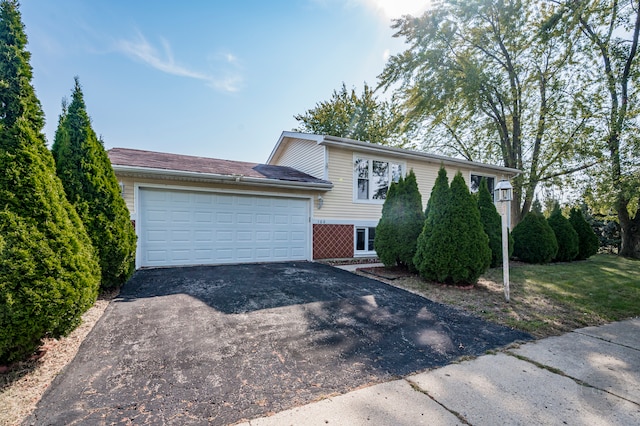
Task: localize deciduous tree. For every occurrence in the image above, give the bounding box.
[294,82,409,147]
[545,0,640,258]
[379,0,595,226]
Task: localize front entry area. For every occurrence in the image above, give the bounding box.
[138,187,310,267]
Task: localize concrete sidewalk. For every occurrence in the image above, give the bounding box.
[241,318,640,425]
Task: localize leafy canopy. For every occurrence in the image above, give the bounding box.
[379,0,597,224]
[294,82,410,147]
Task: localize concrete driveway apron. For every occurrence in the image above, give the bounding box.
[28,262,530,425]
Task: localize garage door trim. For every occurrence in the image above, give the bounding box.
[134,183,313,268]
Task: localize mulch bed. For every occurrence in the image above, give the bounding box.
[357,266,413,280]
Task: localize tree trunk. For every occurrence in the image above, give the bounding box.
[618,206,640,259]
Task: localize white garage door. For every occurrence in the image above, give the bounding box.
[138,188,310,267]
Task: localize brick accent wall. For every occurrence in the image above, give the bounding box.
[313,224,354,259]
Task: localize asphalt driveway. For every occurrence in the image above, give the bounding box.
[28,262,530,425]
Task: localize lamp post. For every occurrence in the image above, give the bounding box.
[494,179,513,302]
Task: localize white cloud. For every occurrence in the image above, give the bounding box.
[115,31,243,93]
[359,0,430,20]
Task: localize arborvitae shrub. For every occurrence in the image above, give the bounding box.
[375,170,425,271]
[396,171,425,270]
[569,207,599,260]
[52,78,137,290]
[547,204,579,262]
[0,2,100,363]
[375,178,401,267]
[414,166,450,277]
[415,170,490,285]
[512,211,558,264]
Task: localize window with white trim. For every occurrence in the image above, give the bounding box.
[355,226,376,254]
[354,157,403,201]
[470,174,495,200]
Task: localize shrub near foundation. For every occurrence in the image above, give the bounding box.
[375,170,424,270]
[512,211,558,264]
[414,170,491,285]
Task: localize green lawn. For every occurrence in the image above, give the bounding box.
[390,254,640,338]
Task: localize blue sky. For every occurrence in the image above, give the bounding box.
[20,1,429,163]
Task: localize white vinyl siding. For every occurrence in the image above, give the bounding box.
[316,147,490,220]
[270,138,325,179]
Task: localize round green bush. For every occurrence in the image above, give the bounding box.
[512,212,558,264]
[569,207,599,260]
[547,205,579,262]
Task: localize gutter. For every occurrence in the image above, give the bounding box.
[112,165,334,191]
[320,136,522,176]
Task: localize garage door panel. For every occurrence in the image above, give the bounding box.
[139,188,309,267]
[236,231,252,242]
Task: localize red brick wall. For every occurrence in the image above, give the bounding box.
[313,224,354,259]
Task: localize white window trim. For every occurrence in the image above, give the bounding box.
[353,225,378,257]
[470,172,497,199]
[352,154,406,204]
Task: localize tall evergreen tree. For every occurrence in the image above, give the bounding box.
[374,170,424,270]
[53,78,137,290]
[375,176,403,267]
[569,207,599,260]
[0,1,100,363]
[396,170,425,271]
[414,166,450,280]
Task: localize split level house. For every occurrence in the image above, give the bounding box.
[109,131,520,269]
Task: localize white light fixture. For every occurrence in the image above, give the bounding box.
[494,179,513,302]
[494,179,513,202]
[317,195,324,209]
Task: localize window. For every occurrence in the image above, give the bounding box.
[470,174,495,199]
[354,157,403,201]
[355,227,376,253]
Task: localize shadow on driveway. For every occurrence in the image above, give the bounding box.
[29,262,530,425]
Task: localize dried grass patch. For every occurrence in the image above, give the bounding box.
[0,292,115,426]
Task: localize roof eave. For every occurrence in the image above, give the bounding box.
[266,131,325,164]
[319,136,522,176]
[112,165,333,191]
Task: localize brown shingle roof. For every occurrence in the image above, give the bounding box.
[108,148,331,185]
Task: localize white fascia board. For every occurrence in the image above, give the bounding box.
[266,131,326,164]
[320,136,522,177]
[112,165,333,191]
